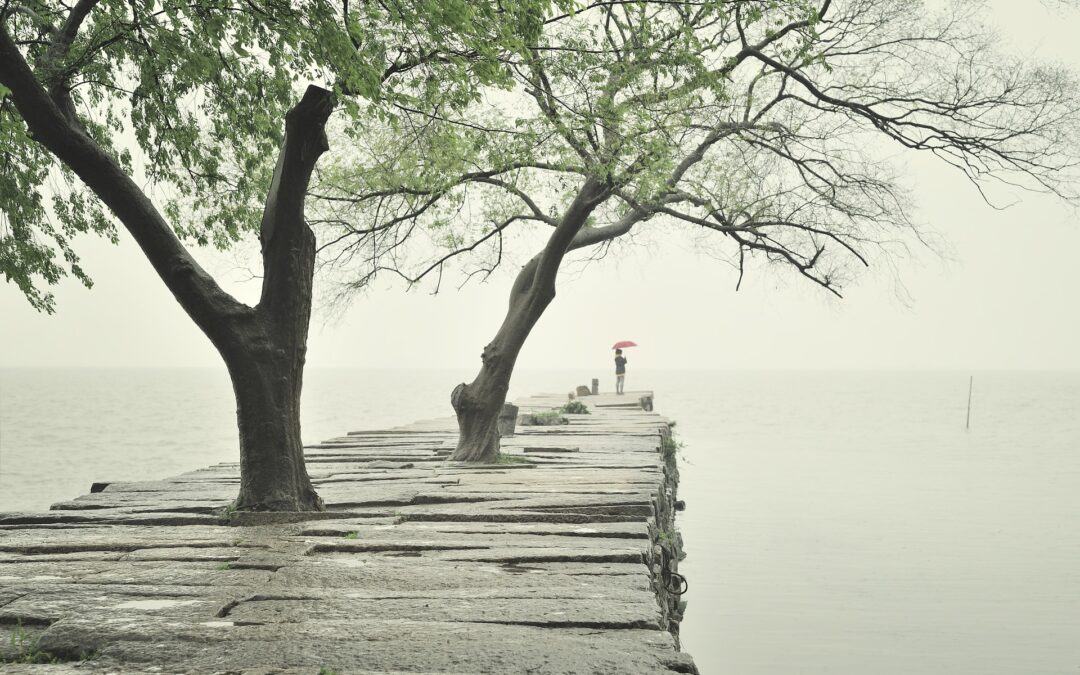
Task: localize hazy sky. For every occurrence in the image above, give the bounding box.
[3,1,1079,372]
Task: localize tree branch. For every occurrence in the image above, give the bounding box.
[0,23,250,338]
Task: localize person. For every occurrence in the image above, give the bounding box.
[614,348,627,395]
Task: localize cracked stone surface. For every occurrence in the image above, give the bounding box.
[0,391,695,674]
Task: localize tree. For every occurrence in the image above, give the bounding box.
[0,0,562,508]
[315,0,1080,462]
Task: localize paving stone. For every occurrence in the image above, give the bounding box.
[0,390,694,673]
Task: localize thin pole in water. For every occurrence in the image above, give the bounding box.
[966,375,974,430]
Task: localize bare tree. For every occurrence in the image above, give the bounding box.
[318,0,1079,462]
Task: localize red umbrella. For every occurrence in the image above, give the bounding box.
[611,340,638,349]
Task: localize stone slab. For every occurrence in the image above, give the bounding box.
[0,391,694,673]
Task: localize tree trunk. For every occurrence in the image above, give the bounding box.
[450,275,550,462]
[450,179,611,462]
[450,295,548,463]
[227,339,321,511]
[451,380,505,462]
[449,193,652,461]
[220,85,332,510]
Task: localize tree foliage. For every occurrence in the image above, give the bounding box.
[0,0,565,312]
[318,0,1080,297]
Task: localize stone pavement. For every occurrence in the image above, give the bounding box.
[0,391,694,674]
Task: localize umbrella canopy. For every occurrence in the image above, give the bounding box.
[612,340,638,349]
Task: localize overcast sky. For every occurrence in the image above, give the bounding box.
[2,1,1079,372]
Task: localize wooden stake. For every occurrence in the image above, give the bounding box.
[966,375,973,430]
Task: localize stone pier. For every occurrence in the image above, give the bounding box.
[0,391,694,673]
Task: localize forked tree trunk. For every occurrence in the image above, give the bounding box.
[220,85,333,510]
[0,27,335,510]
[224,205,321,510]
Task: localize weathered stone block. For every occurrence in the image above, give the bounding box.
[497,402,519,437]
[518,413,570,426]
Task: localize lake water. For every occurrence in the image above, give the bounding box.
[1,368,1078,674]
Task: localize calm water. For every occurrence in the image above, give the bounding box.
[1,368,1078,674]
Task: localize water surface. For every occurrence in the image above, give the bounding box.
[1,368,1078,673]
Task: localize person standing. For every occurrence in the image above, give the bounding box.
[614,348,628,395]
